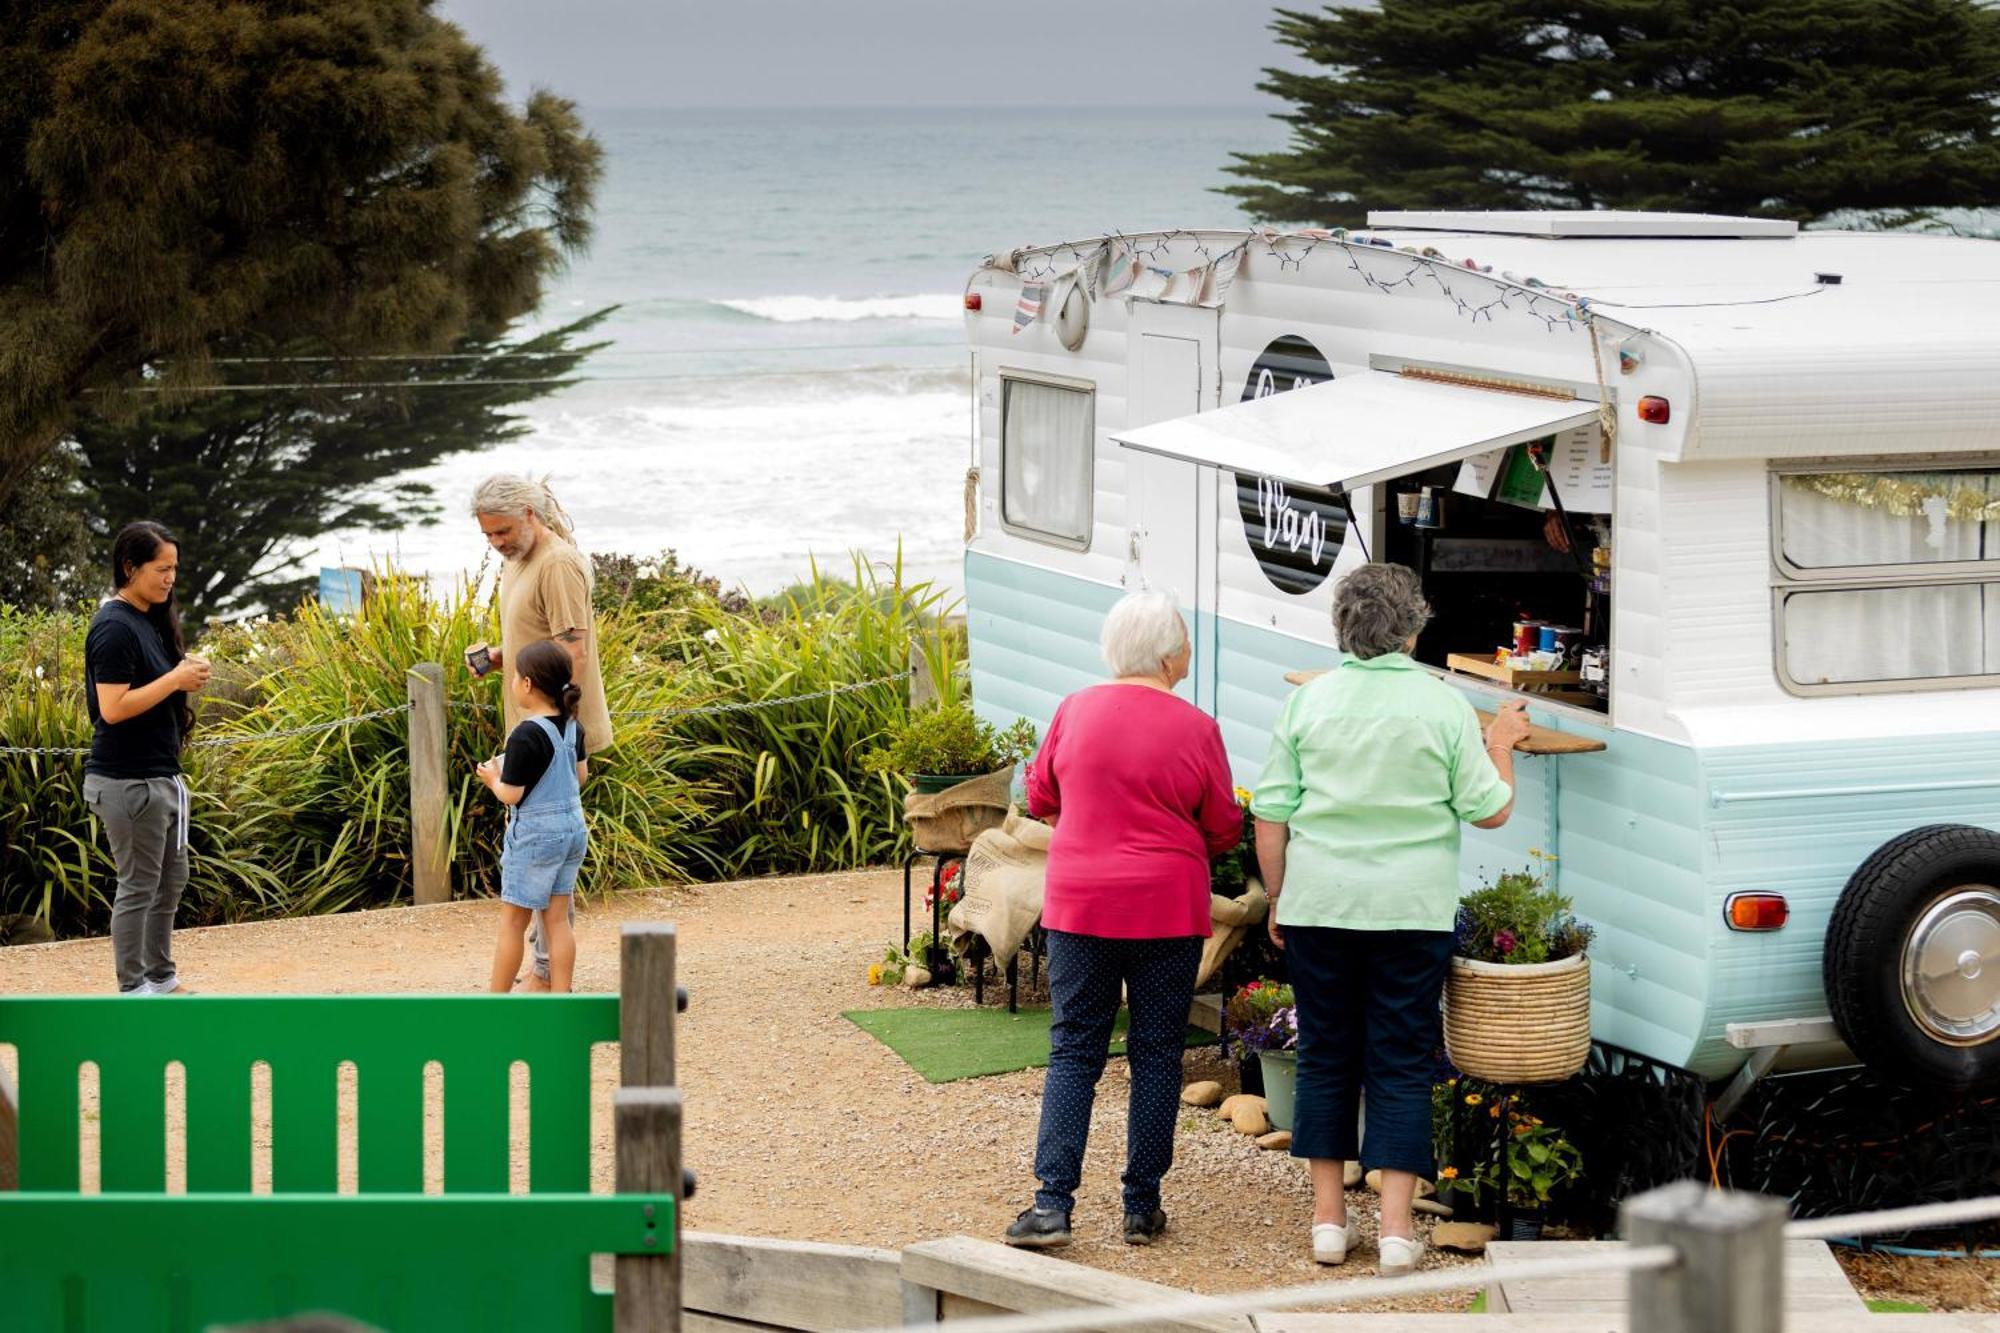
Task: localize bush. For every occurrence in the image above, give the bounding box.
[862,701,1035,781]
[1455,851,1595,965]
[0,550,960,936]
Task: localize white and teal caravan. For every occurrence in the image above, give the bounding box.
[960,210,2000,1097]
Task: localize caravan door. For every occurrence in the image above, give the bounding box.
[1124,303,1220,707]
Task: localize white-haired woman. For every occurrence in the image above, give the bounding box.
[1251,563,1530,1276]
[1005,590,1243,1252]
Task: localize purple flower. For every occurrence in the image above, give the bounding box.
[1495,929,1518,956]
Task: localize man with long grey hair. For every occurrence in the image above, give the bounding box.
[470,474,613,990]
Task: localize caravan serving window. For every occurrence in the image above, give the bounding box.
[1773,464,2000,693]
[1000,375,1093,549]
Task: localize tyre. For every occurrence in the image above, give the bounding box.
[1825,824,2000,1090]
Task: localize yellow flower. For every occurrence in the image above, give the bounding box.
[1489,1105,1502,1119]
[1439,1166,1459,1180]
[1234,786,1253,807]
[867,963,883,985]
[1463,1093,1483,1106]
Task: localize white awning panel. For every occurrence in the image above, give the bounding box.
[1113,371,1600,491]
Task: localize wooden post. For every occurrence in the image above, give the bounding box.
[615,1087,682,1333]
[620,923,677,1087]
[406,663,449,905]
[909,639,938,712]
[1623,1181,1786,1333]
[0,1063,17,1190]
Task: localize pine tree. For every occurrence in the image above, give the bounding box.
[0,0,601,503]
[1223,0,2000,226]
[67,311,614,625]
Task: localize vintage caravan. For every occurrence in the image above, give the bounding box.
[959,211,2000,1098]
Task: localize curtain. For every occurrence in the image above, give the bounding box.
[1002,380,1092,544]
[1779,471,1997,685]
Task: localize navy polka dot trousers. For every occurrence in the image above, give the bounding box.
[1032,930,1203,1217]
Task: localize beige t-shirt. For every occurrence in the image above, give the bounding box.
[498,538,614,755]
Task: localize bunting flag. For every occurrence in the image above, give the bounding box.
[1203,246,1244,306]
[1099,244,1139,298]
[1012,281,1046,334]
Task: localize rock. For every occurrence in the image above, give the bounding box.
[1432,1221,1497,1253]
[1413,1197,1454,1218]
[1343,1161,1363,1188]
[1255,1130,1292,1151]
[1229,1102,1271,1136]
[1363,1169,1435,1198]
[1218,1093,1264,1121]
[1181,1081,1224,1108]
[901,966,931,989]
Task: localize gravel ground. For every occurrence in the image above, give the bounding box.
[0,868,1483,1314]
[15,868,1983,1314]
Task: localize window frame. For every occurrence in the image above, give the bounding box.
[1769,456,2000,697]
[997,369,1096,552]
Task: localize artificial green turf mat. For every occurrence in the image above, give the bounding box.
[1866,1300,1929,1314]
[844,1006,1214,1084]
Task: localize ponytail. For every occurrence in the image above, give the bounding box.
[515,639,582,739]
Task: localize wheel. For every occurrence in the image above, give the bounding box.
[1825,824,2000,1090]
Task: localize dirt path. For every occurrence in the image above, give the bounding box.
[4,868,1979,1313]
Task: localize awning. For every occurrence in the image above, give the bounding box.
[1114,370,1600,490]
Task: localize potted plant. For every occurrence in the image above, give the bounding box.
[1445,851,1595,1084]
[864,701,1038,794]
[866,703,1038,854]
[1224,979,1298,1130]
[1435,1086,1585,1239]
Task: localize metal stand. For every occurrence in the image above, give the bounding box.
[901,850,965,971]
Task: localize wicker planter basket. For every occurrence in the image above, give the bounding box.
[1443,952,1591,1084]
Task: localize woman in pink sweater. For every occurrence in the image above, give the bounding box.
[1003,590,1243,1252]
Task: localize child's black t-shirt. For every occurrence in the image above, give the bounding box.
[500,718,587,799]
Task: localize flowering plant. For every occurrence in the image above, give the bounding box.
[1455,850,1594,965]
[869,932,937,986]
[922,860,963,913]
[1209,786,1259,897]
[1224,978,1297,1051]
[1434,1082,1585,1207]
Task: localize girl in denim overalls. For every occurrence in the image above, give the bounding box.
[477,639,589,992]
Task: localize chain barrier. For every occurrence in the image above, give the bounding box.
[0,670,919,759]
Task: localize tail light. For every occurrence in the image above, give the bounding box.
[1637,395,1671,424]
[1726,893,1790,931]
[964,293,983,312]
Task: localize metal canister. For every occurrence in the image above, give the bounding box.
[1513,621,1538,656]
[1537,625,1560,653]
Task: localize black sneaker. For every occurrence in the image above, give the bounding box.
[1123,1208,1169,1245]
[1004,1206,1073,1249]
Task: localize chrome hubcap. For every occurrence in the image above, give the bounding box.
[1902,886,2000,1046]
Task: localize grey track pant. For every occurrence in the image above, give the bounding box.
[83,773,188,993]
[527,897,576,982]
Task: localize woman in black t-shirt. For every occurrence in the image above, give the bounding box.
[82,522,210,994]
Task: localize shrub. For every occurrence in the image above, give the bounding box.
[864,703,1036,780]
[1455,851,1595,965]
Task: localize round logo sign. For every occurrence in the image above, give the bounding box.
[1233,336,1348,596]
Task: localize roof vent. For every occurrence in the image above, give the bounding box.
[1365,210,1797,239]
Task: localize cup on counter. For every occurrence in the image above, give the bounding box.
[1396,491,1421,524]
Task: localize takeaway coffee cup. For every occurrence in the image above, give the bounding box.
[464,642,495,677]
[1396,492,1421,524]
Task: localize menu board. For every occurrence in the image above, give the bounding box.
[1451,426,1613,514]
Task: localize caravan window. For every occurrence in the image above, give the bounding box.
[1773,464,2000,693]
[1001,375,1093,549]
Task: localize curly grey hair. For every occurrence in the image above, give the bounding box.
[1333,563,1431,660]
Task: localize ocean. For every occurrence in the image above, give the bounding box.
[309,105,1286,599]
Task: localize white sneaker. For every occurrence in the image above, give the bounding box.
[1379,1234,1425,1276]
[1311,1221,1350,1266]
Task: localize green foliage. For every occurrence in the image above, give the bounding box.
[1435,1080,1585,1208]
[863,702,1036,780]
[1456,852,1594,965]
[0,552,952,936]
[0,0,602,502]
[72,311,615,626]
[1223,0,2000,226]
[0,446,97,611]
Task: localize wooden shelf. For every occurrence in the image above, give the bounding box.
[1282,667,1608,755]
[1445,652,1582,689]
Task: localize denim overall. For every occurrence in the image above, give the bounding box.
[500,716,588,910]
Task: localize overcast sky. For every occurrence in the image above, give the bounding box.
[437,0,1307,109]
